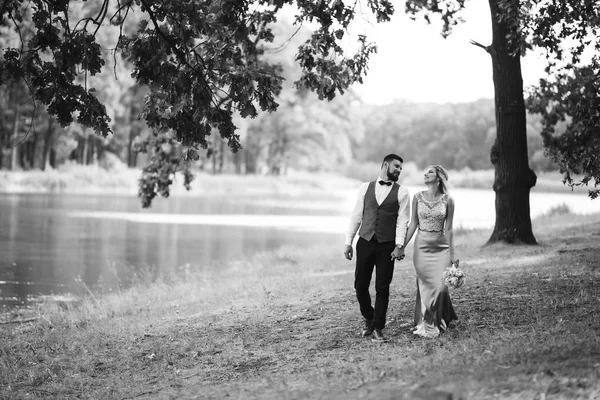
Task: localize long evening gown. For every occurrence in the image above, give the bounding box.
[412,191,458,338]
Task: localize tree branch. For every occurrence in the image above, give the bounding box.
[111,0,133,80]
[268,24,302,54]
[8,13,25,53]
[62,9,71,35]
[74,17,96,33]
[138,0,221,110]
[109,0,134,24]
[469,39,491,54]
[92,0,110,37]
[138,0,189,65]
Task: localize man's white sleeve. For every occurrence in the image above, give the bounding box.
[345,183,367,246]
[395,187,411,246]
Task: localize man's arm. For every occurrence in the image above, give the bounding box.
[404,195,419,247]
[391,186,411,260]
[344,182,368,260]
[395,186,411,246]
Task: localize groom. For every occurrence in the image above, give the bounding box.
[344,154,410,342]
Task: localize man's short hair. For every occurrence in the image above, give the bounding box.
[381,153,404,167]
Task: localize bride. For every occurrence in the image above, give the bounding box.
[403,165,458,338]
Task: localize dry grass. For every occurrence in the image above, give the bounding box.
[2,214,600,399]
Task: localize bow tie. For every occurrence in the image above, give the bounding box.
[378,180,392,186]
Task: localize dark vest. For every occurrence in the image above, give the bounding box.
[358,181,400,243]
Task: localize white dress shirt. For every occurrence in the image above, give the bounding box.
[345,178,411,247]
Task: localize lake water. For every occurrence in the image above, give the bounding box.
[1,187,598,309]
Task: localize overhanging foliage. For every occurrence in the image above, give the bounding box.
[0,0,393,206]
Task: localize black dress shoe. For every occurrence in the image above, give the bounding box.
[372,329,387,342]
[361,319,374,337]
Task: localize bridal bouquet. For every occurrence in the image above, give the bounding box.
[443,260,466,288]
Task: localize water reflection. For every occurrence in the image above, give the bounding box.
[0,193,345,309]
[0,188,598,309]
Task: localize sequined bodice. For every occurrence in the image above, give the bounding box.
[417,192,448,232]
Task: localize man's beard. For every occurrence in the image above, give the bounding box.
[386,167,399,182]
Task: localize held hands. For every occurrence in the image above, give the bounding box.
[345,244,405,261]
[344,245,353,260]
[391,245,405,261]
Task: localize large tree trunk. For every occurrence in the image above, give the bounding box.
[127,86,141,167]
[86,135,96,165]
[10,102,20,171]
[127,116,140,168]
[218,139,224,173]
[0,93,6,169]
[233,151,242,174]
[20,140,31,169]
[42,118,54,171]
[243,133,260,174]
[487,0,537,244]
[80,135,87,164]
[49,148,56,169]
[127,131,138,167]
[0,129,4,169]
[29,125,40,169]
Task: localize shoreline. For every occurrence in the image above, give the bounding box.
[0,166,594,198]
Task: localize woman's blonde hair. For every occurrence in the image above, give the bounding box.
[431,165,449,194]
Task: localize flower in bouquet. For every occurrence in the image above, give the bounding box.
[443,260,466,288]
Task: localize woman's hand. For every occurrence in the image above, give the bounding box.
[391,245,405,261]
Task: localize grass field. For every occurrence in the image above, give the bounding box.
[1,211,599,399]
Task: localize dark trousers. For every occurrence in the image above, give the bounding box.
[354,236,395,330]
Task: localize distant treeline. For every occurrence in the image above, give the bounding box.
[0,89,555,175]
[353,98,555,172]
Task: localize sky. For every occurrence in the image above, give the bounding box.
[348,1,548,105]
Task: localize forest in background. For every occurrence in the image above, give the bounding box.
[0,85,558,180]
[0,3,559,181]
